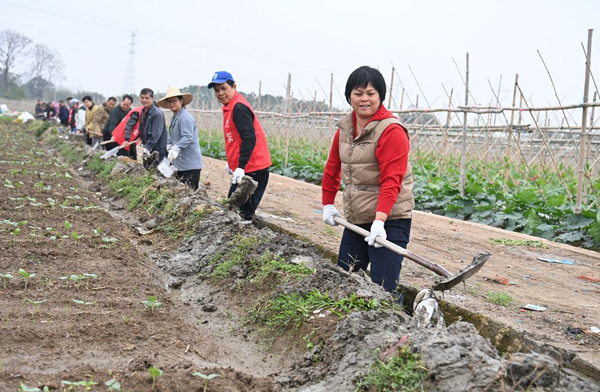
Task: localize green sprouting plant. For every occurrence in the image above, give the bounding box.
[355,345,428,392]
[19,268,36,290]
[192,372,220,392]
[71,231,84,245]
[101,236,118,249]
[18,384,49,392]
[485,291,513,307]
[10,227,21,245]
[105,378,121,391]
[64,220,72,230]
[142,296,162,313]
[72,299,95,306]
[61,378,98,391]
[148,366,163,390]
[0,273,13,289]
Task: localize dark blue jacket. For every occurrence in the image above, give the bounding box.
[139,103,167,161]
[58,105,69,125]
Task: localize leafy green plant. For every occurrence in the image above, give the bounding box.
[61,378,98,391]
[19,383,49,392]
[485,291,513,307]
[192,372,220,392]
[355,345,428,392]
[148,366,163,390]
[72,299,95,306]
[105,378,121,391]
[19,268,36,290]
[0,272,13,289]
[142,296,162,313]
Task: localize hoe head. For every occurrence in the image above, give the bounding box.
[432,251,490,292]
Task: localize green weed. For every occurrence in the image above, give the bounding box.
[355,345,428,392]
[485,291,513,307]
[489,237,549,248]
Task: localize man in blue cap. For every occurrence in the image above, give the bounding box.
[209,71,272,220]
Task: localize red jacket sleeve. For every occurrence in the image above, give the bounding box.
[376,124,409,215]
[322,129,342,205]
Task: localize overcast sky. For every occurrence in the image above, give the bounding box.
[2,0,599,111]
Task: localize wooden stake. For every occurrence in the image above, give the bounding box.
[504,74,519,189]
[400,88,405,110]
[576,29,594,213]
[460,53,469,197]
[284,73,292,168]
[258,81,262,111]
[388,67,395,109]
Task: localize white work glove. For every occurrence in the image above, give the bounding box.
[232,167,245,184]
[142,147,150,156]
[365,220,386,248]
[167,146,180,163]
[322,204,341,226]
[224,163,233,174]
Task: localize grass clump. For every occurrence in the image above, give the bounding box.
[249,251,313,285]
[251,290,387,330]
[51,137,86,165]
[109,175,156,210]
[355,345,428,392]
[489,237,548,249]
[485,291,513,307]
[212,235,261,279]
[87,155,116,179]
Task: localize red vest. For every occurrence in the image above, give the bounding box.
[112,106,142,151]
[222,92,271,172]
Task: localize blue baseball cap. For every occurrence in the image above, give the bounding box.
[208,71,235,89]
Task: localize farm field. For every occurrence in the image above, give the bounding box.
[0,120,599,391]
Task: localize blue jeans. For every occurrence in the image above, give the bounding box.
[337,219,411,293]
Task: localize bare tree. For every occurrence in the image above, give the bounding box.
[25,43,65,99]
[0,29,32,95]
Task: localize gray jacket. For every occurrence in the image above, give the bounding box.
[168,107,203,171]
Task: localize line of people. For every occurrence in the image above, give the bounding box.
[42,66,413,300]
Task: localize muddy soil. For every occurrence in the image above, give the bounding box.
[1,123,599,392]
[201,155,600,378]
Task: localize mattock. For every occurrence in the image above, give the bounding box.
[333,217,490,291]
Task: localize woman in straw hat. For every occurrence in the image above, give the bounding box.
[157,87,203,190]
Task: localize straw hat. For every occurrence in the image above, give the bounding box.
[157,87,193,108]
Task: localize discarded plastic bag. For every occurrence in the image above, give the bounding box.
[536,257,575,265]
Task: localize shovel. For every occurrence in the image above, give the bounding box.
[92,140,114,151]
[333,216,489,291]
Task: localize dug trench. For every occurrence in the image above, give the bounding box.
[0,121,598,391]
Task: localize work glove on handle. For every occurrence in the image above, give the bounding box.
[322,204,341,226]
[224,163,233,174]
[167,146,180,163]
[365,219,386,248]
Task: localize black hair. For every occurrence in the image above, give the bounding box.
[226,80,235,87]
[122,94,133,103]
[59,100,64,104]
[66,97,73,101]
[344,66,386,105]
[140,88,154,98]
[107,96,117,102]
[82,95,93,103]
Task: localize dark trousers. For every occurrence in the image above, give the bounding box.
[84,132,92,146]
[337,218,411,293]
[227,168,269,220]
[175,169,201,190]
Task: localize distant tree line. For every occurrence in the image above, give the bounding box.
[0,29,105,102]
